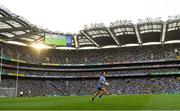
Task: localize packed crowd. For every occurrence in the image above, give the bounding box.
[0,76,179,97]
[1,67,180,77]
[0,42,179,97]
[0,42,179,64]
[0,68,176,78]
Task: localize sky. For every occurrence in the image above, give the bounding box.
[1,0,180,33]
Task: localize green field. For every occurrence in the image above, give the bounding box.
[0,94,180,110]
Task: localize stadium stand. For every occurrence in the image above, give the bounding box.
[0,42,179,64]
[0,76,179,96]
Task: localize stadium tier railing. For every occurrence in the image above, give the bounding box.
[1,62,180,71]
[1,72,148,79]
[150,72,180,75]
[1,71,180,79]
[1,55,180,67]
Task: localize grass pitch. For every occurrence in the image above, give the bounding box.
[0,94,180,110]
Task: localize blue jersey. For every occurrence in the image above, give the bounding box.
[99,76,106,85]
[96,76,106,89]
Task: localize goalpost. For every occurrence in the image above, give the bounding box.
[0,47,2,84]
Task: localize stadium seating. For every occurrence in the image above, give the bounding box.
[0,42,179,64]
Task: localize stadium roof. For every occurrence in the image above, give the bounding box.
[0,5,180,50]
[0,5,44,45]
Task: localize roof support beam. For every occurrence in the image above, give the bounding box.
[7,32,39,41]
[107,28,121,46]
[15,18,31,28]
[0,34,8,40]
[0,27,31,33]
[28,37,44,45]
[0,17,38,32]
[0,16,19,22]
[134,25,142,45]
[15,39,30,44]
[28,33,47,45]
[161,22,167,43]
[3,21,15,28]
[80,30,99,47]
[0,8,12,17]
[73,34,79,49]
[0,17,36,31]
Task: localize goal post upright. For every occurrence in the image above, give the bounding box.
[0,47,3,84]
[15,52,19,97]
